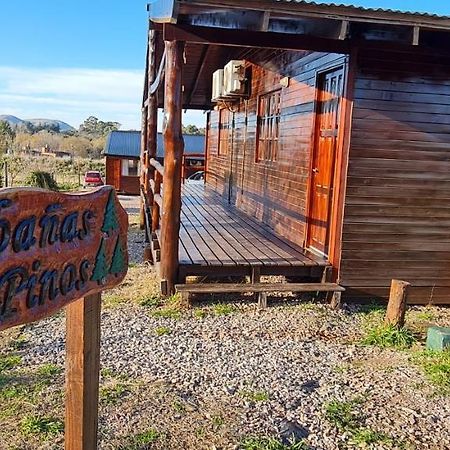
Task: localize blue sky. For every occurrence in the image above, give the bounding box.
[0,1,449,129]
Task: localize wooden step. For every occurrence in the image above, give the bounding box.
[175,282,345,308]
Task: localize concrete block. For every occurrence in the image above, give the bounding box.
[426,326,450,351]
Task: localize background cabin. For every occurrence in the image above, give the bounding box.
[106,130,205,194]
[141,0,450,304]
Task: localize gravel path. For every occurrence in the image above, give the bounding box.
[19,303,450,450]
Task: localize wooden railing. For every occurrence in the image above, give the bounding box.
[149,158,164,234]
[182,154,205,182]
[140,158,164,264]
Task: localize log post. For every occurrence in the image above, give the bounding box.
[141,27,159,262]
[385,279,410,327]
[140,105,148,231]
[160,39,185,295]
[65,294,101,450]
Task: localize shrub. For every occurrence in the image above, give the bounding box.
[25,171,59,191]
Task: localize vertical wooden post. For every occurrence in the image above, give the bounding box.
[385,279,410,327]
[140,105,148,231]
[65,294,101,450]
[160,39,185,295]
[141,27,159,263]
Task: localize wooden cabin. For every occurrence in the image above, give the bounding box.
[105,131,141,195]
[106,130,205,194]
[140,0,450,305]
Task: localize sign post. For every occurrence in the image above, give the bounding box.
[0,186,128,449]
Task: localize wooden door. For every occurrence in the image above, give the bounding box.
[307,67,344,256]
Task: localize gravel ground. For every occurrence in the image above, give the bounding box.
[0,198,449,450]
[17,303,450,450]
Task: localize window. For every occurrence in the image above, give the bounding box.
[218,108,231,156]
[257,90,281,162]
[121,159,140,176]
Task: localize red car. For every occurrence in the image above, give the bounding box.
[83,171,104,188]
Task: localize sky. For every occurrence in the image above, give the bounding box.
[0,0,449,130]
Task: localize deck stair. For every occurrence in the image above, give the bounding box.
[175,282,345,308]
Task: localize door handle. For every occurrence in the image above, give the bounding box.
[312,168,319,174]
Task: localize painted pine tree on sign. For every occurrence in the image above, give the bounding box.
[91,237,108,285]
[102,190,119,236]
[110,235,126,276]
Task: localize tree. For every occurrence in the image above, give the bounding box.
[79,116,121,137]
[0,121,16,154]
[182,124,205,135]
[91,237,108,284]
[101,190,119,236]
[109,236,126,276]
[2,155,25,186]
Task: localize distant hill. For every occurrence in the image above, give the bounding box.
[0,115,75,133]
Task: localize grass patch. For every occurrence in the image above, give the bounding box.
[11,335,28,350]
[151,308,181,320]
[324,398,361,430]
[412,309,436,322]
[123,429,160,449]
[36,363,62,378]
[103,265,160,308]
[212,303,235,316]
[172,400,186,413]
[411,350,450,394]
[350,428,392,445]
[155,326,171,336]
[324,397,396,445]
[100,383,128,405]
[240,436,307,450]
[20,416,64,437]
[362,324,416,349]
[0,355,21,372]
[194,308,208,319]
[239,389,269,402]
[139,294,160,308]
[211,415,224,427]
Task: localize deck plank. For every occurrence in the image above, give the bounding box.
[187,187,298,266]
[183,191,263,266]
[178,182,328,273]
[187,183,321,266]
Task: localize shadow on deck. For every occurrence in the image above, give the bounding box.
[177,182,329,280]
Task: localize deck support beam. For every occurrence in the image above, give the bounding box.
[160,39,185,295]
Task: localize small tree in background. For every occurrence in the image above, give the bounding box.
[0,121,16,154]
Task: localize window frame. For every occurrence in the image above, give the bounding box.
[256,89,282,163]
[218,107,231,157]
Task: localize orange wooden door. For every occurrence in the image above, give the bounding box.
[307,67,344,256]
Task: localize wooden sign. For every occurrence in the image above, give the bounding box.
[0,186,128,331]
[0,185,128,450]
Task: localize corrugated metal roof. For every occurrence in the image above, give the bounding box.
[104,130,205,158]
[276,0,450,20]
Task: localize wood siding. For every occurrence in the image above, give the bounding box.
[341,49,450,304]
[105,156,140,195]
[206,51,346,248]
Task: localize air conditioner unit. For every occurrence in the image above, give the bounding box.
[212,69,224,102]
[223,60,246,97]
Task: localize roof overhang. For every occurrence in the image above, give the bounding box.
[145,1,450,110]
[149,0,450,31]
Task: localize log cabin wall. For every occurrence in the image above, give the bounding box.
[206,51,346,247]
[340,48,450,304]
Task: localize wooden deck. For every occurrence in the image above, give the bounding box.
[177,182,328,279]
